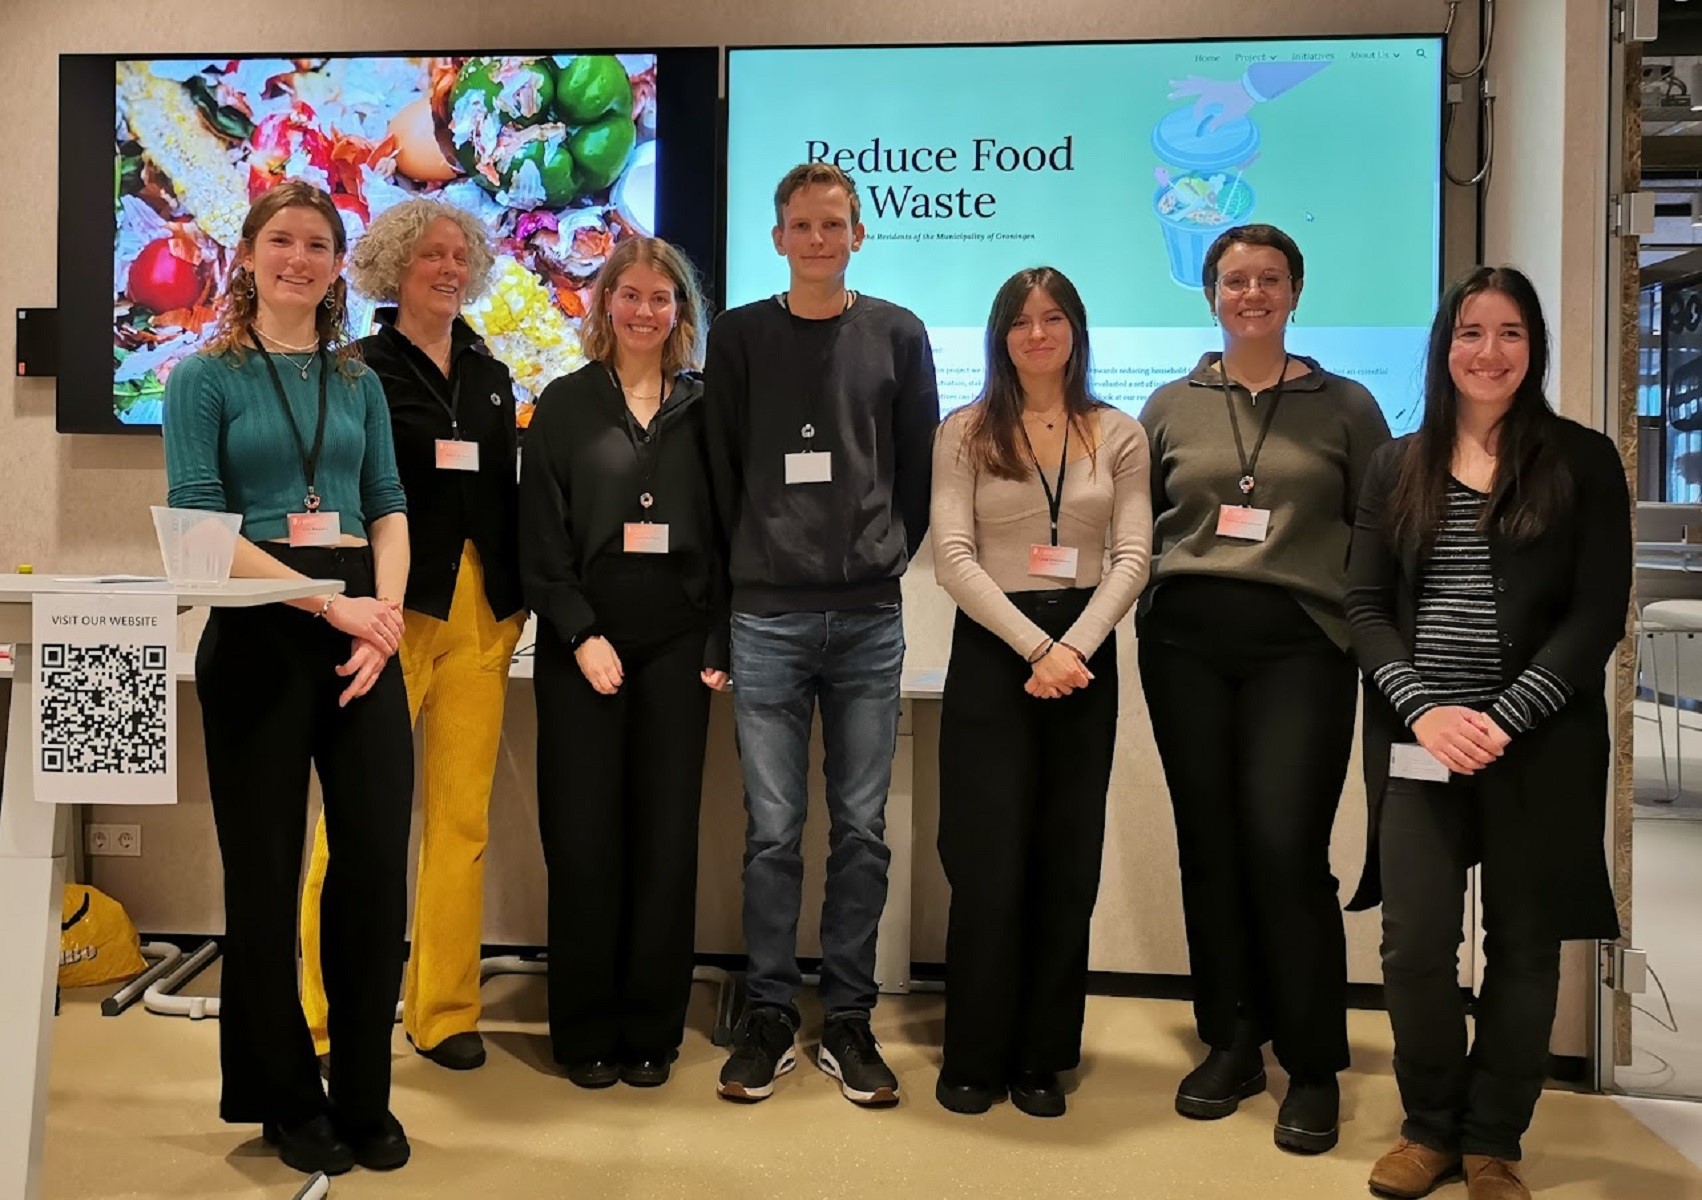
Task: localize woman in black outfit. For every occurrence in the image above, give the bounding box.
[520,236,724,1089]
[1345,267,1630,1200]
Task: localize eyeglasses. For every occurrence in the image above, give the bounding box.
[1216,273,1291,296]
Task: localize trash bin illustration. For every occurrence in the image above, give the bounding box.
[1150,105,1261,288]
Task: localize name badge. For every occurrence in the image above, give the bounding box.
[287,510,342,548]
[623,522,670,554]
[785,451,833,484]
[1216,504,1271,542]
[1390,743,1450,782]
[436,439,480,471]
[1028,544,1079,581]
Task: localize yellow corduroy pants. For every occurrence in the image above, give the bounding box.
[300,542,524,1054]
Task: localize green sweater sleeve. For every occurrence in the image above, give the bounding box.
[356,367,407,522]
[163,354,229,513]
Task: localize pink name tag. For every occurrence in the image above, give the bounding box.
[1028,544,1079,581]
[435,439,480,471]
[1216,505,1271,542]
[287,510,341,548]
[623,522,670,554]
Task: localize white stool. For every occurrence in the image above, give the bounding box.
[1639,600,1702,801]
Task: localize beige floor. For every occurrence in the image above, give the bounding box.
[42,975,1702,1200]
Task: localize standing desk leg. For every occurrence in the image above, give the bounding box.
[0,645,71,1200]
[875,698,914,995]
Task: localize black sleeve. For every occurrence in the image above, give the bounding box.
[1343,385,1393,523]
[703,314,744,568]
[893,322,942,558]
[518,379,597,645]
[1344,440,1414,678]
[691,391,731,673]
[1523,429,1633,689]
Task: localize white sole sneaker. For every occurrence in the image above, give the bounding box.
[717,1046,796,1102]
[817,1045,901,1106]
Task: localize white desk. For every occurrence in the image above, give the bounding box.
[0,577,339,1200]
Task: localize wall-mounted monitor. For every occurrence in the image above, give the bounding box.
[725,37,1443,433]
[57,49,720,433]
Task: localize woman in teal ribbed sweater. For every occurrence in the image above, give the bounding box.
[162,181,414,1178]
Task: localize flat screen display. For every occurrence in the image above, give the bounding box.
[725,38,1443,432]
[57,49,719,432]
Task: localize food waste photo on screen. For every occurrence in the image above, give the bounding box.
[111,54,659,427]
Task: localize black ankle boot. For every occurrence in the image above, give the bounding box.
[935,1071,1004,1114]
[261,1114,355,1176]
[1275,1075,1339,1154]
[1175,1028,1265,1120]
[1009,1070,1066,1118]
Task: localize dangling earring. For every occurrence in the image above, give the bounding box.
[236,269,255,300]
[323,285,344,328]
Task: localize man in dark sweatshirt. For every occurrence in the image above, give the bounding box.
[705,162,939,1107]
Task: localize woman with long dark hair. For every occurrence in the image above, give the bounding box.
[931,267,1151,1117]
[1347,267,1629,1200]
[164,180,413,1174]
[1138,224,1390,1153]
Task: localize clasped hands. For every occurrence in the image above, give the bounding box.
[1411,705,1511,774]
[324,594,405,707]
[1025,641,1092,700]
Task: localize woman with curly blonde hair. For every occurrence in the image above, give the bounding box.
[520,237,721,1088]
[297,197,526,1078]
[163,179,413,1175]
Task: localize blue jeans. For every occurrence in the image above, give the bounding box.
[731,604,905,1016]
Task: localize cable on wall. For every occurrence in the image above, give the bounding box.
[1442,0,1497,189]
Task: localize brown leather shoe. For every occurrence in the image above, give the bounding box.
[1464,1155,1530,1200]
[1368,1138,1463,1198]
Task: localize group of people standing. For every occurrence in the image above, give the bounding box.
[162,160,1630,1200]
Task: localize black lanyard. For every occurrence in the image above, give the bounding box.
[1017,416,1070,546]
[778,290,853,450]
[253,337,329,512]
[609,365,666,519]
[396,346,463,439]
[1220,355,1291,504]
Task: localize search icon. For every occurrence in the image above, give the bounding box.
[1417,47,1427,57]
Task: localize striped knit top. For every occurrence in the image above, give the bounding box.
[1371,478,1571,734]
[164,349,407,542]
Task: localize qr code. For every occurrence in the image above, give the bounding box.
[39,643,169,775]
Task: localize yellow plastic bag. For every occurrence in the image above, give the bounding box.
[59,884,146,988]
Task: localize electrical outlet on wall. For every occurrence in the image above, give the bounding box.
[85,824,141,857]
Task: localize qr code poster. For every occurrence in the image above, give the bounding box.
[31,591,178,805]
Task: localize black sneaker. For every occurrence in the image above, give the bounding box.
[1275,1076,1340,1154]
[1009,1069,1067,1118]
[1175,1044,1266,1120]
[717,1005,798,1102]
[262,1114,355,1176]
[414,1031,486,1071]
[330,1109,410,1172]
[817,1015,900,1107]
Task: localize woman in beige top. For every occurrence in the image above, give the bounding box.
[931,266,1152,1118]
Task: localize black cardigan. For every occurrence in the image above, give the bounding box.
[359,314,523,622]
[1343,418,1631,941]
[519,364,728,671]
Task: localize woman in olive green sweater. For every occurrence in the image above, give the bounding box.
[1137,223,1390,1155]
